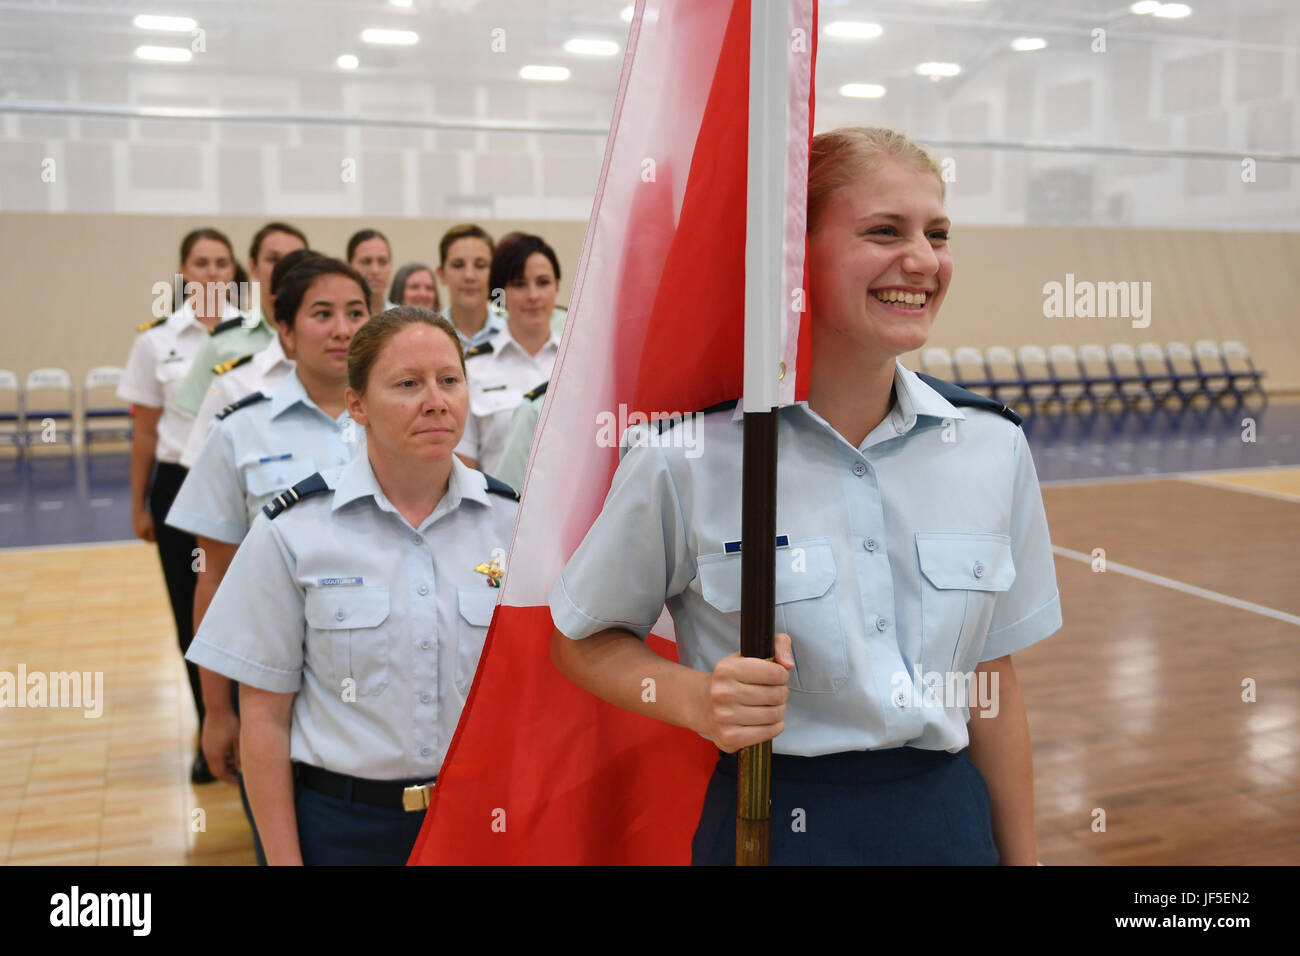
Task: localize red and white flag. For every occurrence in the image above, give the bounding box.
[409,0,817,866]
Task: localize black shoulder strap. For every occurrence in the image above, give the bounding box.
[213,353,253,376]
[653,398,738,434]
[523,380,548,402]
[210,317,244,336]
[215,391,269,420]
[262,472,331,520]
[136,316,167,333]
[915,372,1023,426]
[483,474,519,501]
[465,341,495,359]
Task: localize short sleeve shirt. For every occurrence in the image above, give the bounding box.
[166,370,362,544]
[549,362,1062,756]
[116,301,239,463]
[185,453,520,780]
[173,309,273,414]
[180,337,295,468]
[455,326,558,476]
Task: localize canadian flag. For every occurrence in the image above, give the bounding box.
[408,0,817,865]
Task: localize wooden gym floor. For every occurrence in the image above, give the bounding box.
[1,468,1297,865]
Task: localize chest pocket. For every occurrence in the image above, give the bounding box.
[455,588,498,694]
[304,586,391,698]
[916,532,1016,676]
[696,537,846,694]
[242,455,315,499]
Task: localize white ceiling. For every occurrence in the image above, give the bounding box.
[2,0,1298,225]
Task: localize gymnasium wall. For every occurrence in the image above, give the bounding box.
[2,213,1297,397]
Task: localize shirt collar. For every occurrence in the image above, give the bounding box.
[447,307,508,348]
[489,323,560,361]
[253,335,291,374]
[727,361,965,435]
[267,370,349,425]
[174,297,244,332]
[331,451,491,525]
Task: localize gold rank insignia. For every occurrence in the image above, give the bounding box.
[473,558,504,588]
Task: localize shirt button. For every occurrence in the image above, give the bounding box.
[852,462,867,477]
[421,746,432,757]
[420,640,432,650]
[420,693,432,704]
[973,560,986,579]
[864,537,877,552]
[411,534,423,545]
[892,688,908,707]
[875,616,888,631]
[417,584,429,596]
[334,609,346,621]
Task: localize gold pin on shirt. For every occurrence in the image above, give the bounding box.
[473,558,504,588]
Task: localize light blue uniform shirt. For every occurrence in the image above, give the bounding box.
[186,453,519,780]
[549,362,1062,757]
[444,306,507,351]
[165,371,361,544]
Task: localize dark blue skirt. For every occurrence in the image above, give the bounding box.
[691,747,1000,865]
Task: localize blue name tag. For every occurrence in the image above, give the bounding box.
[259,453,293,463]
[317,576,363,587]
[723,534,790,555]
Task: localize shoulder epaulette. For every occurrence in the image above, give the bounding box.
[215,391,269,420]
[915,372,1023,426]
[523,380,548,402]
[210,317,245,336]
[262,472,331,519]
[653,398,738,434]
[213,353,253,376]
[483,474,519,501]
[136,316,167,333]
[465,341,494,359]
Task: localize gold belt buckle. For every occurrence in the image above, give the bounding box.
[402,781,436,812]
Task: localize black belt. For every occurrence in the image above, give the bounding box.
[294,763,437,812]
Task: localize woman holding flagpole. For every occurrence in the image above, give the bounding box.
[550,127,1062,865]
[186,308,519,865]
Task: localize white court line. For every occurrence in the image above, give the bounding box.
[1053,545,1300,627]
[1040,463,1300,489]
[1175,474,1300,504]
[0,538,141,555]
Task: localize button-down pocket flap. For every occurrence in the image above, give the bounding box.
[471,384,520,417]
[457,588,498,627]
[698,539,836,613]
[916,532,1015,591]
[305,586,391,629]
[243,457,313,497]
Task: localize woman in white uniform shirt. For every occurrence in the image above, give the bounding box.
[167,255,370,790]
[455,234,561,477]
[186,308,519,865]
[116,227,243,783]
[549,128,1062,865]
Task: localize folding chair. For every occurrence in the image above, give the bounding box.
[1136,342,1180,407]
[83,366,132,446]
[23,368,75,448]
[1016,345,1060,413]
[1191,341,1234,403]
[1106,343,1148,408]
[952,347,994,396]
[921,347,957,381]
[1078,344,1121,409]
[983,346,1026,407]
[0,369,22,450]
[1047,344,1090,412]
[1165,342,1209,407]
[1220,340,1267,401]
